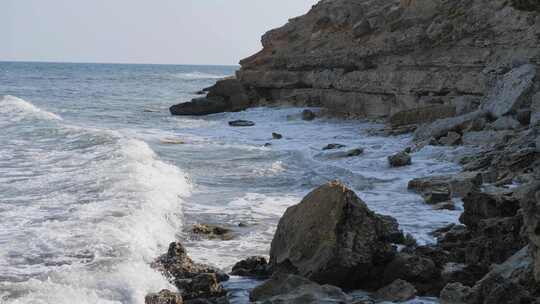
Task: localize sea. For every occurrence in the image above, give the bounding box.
[0,61,468,304]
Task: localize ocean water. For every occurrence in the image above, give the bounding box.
[0,62,466,304]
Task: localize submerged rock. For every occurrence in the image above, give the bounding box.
[388,151,412,167]
[269,181,402,289]
[302,109,316,121]
[249,273,349,303]
[322,143,346,150]
[228,120,255,127]
[192,224,233,240]
[272,132,283,139]
[230,256,270,278]
[375,279,417,302]
[322,148,364,159]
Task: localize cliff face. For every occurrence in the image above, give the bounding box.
[237,0,540,117]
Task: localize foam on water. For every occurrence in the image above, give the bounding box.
[0,97,190,304]
[0,95,63,122]
[172,72,230,80]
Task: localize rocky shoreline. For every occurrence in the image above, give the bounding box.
[155,0,540,303]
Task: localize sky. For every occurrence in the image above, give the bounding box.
[1,0,318,65]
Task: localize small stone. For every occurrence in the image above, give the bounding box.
[388,151,412,167]
[264,143,272,147]
[302,109,316,121]
[347,148,364,157]
[192,224,233,240]
[145,290,183,304]
[322,143,346,150]
[272,132,283,139]
[375,279,417,302]
[228,120,255,127]
[433,201,456,210]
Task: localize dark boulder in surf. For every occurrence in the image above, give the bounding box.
[388,151,412,167]
[170,78,251,116]
[228,120,255,127]
[230,256,271,278]
[145,290,183,304]
[269,181,403,289]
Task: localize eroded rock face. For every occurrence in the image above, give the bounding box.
[269,181,403,289]
[235,0,540,118]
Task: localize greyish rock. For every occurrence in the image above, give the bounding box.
[269,181,402,289]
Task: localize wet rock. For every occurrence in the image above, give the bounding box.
[264,143,272,147]
[269,181,402,289]
[230,256,270,278]
[346,148,364,157]
[389,105,456,128]
[421,187,451,205]
[192,224,233,240]
[145,290,183,304]
[170,97,228,116]
[302,109,316,121]
[249,273,349,303]
[440,282,475,304]
[322,143,346,150]
[433,201,456,211]
[375,279,417,302]
[481,64,536,118]
[228,120,255,127]
[176,273,226,301]
[153,242,229,283]
[439,132,462,146]
[441,263,486,287]
[323,148,364,159]
[382,253,441,295]
[272,132,283,140]
[388,151,412,167]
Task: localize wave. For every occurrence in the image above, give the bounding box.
[0,95,62,121]
[172,71,232,80]
[0,105,191,303]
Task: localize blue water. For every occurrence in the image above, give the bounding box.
[0,62,463,304]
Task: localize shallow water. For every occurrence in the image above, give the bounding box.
[0,62,465,304]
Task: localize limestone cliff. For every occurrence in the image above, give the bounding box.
[236,0,540,117]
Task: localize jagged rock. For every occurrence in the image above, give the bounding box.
[269,181,402,289]
[375,279,417,302]
[440,283,475,304]
[145,290,183,304]
[459,189,520,228]
[389,105,456,128]
[439,132,462,146]
[228,120,255,127]
[302,109,316,121]
[408,172,482,199]
[382,253,441,295]
[170,97,228,116]
[481,64,536,118]
[322,143,346,150]
[388,151,412,167]
[272,132,283,139]
[249,273,349,303]
[230,256,270,278]
[489,116,521,131]
[468,246,537,304]
[414,111,487,141]
[152,242,229,284]
[192,224,233,240]
[176,273,226,301]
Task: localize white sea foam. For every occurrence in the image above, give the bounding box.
[0,102,191,304]
[172,72,231,80]
[0,95,62,122]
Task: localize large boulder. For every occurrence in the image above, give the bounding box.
[459,189,520,228]
[249,273,349,304]
[382,253,441,295]
[269,181,402,289]
[481,64,537,118]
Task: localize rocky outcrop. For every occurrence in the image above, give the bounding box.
[170,79,251,116]
[234,0,540,119]
[249,273,350,303]
[269,181,403,290]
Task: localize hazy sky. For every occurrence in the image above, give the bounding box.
[1,0,318,65]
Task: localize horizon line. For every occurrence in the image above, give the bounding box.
[0,59,240,67]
